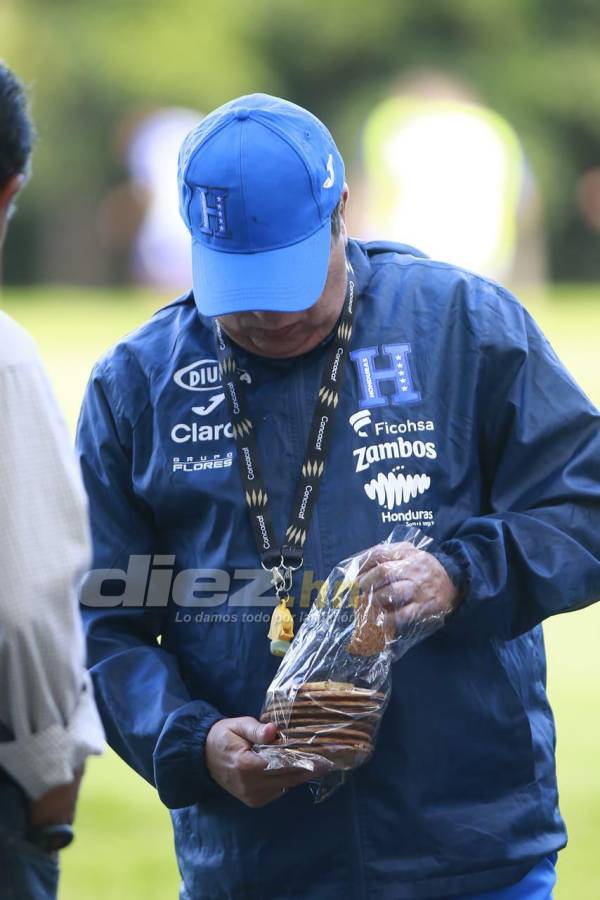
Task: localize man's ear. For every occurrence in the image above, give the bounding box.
[0,174,25,215]
[339,182,349,219]
[339,182,350,243]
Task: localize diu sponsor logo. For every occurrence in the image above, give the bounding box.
[174,358,221,392]
[353,436,437,473]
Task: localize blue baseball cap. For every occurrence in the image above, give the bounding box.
[178,93,345,317]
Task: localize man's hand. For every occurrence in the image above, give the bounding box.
[205,717,321,808]
[357,541,459,634]
[29,768,84,827]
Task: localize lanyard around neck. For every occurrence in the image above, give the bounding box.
[213,263,358,599]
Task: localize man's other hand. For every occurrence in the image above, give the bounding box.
[205,717,319,807]
[358,541,459,632]
[29,768,84,827]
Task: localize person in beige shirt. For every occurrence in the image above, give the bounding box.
[0,60,103,900]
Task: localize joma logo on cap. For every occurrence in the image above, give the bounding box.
[197,186,230,238]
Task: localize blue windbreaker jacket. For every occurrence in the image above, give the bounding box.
[77,240,600,899]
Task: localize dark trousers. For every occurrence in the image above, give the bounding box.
[0,781,58,900]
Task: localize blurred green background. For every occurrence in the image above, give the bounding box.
[3,0,600,284]
[2,0,600,896]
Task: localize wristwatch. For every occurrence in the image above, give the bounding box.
[27,824,74,853]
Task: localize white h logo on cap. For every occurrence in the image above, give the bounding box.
[197,187,230,237]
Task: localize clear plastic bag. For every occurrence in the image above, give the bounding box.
[254,526,451,801]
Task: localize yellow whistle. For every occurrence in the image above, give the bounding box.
[268,597,294,657]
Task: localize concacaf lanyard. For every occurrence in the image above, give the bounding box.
[213,263,358,656]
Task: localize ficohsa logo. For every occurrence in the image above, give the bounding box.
[174,359,221,392]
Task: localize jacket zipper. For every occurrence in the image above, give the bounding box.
[297,356,367,899]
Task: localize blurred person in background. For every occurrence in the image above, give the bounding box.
[77,94,600,899]
[98,107,201,292]
[352,70,546,288]
[127,107,201,290]
[0,61,104,900]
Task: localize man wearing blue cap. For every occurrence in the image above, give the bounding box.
[77,94,600,899]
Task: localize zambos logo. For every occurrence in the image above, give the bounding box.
[353,436,437,473]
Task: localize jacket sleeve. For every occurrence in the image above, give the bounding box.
[77,356,223,808]
[441,285,600,641]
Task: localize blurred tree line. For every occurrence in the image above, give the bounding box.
[2,0,600,284]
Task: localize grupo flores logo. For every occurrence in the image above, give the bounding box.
[172,451,233,473]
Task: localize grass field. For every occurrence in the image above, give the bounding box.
[1,284,599,898]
